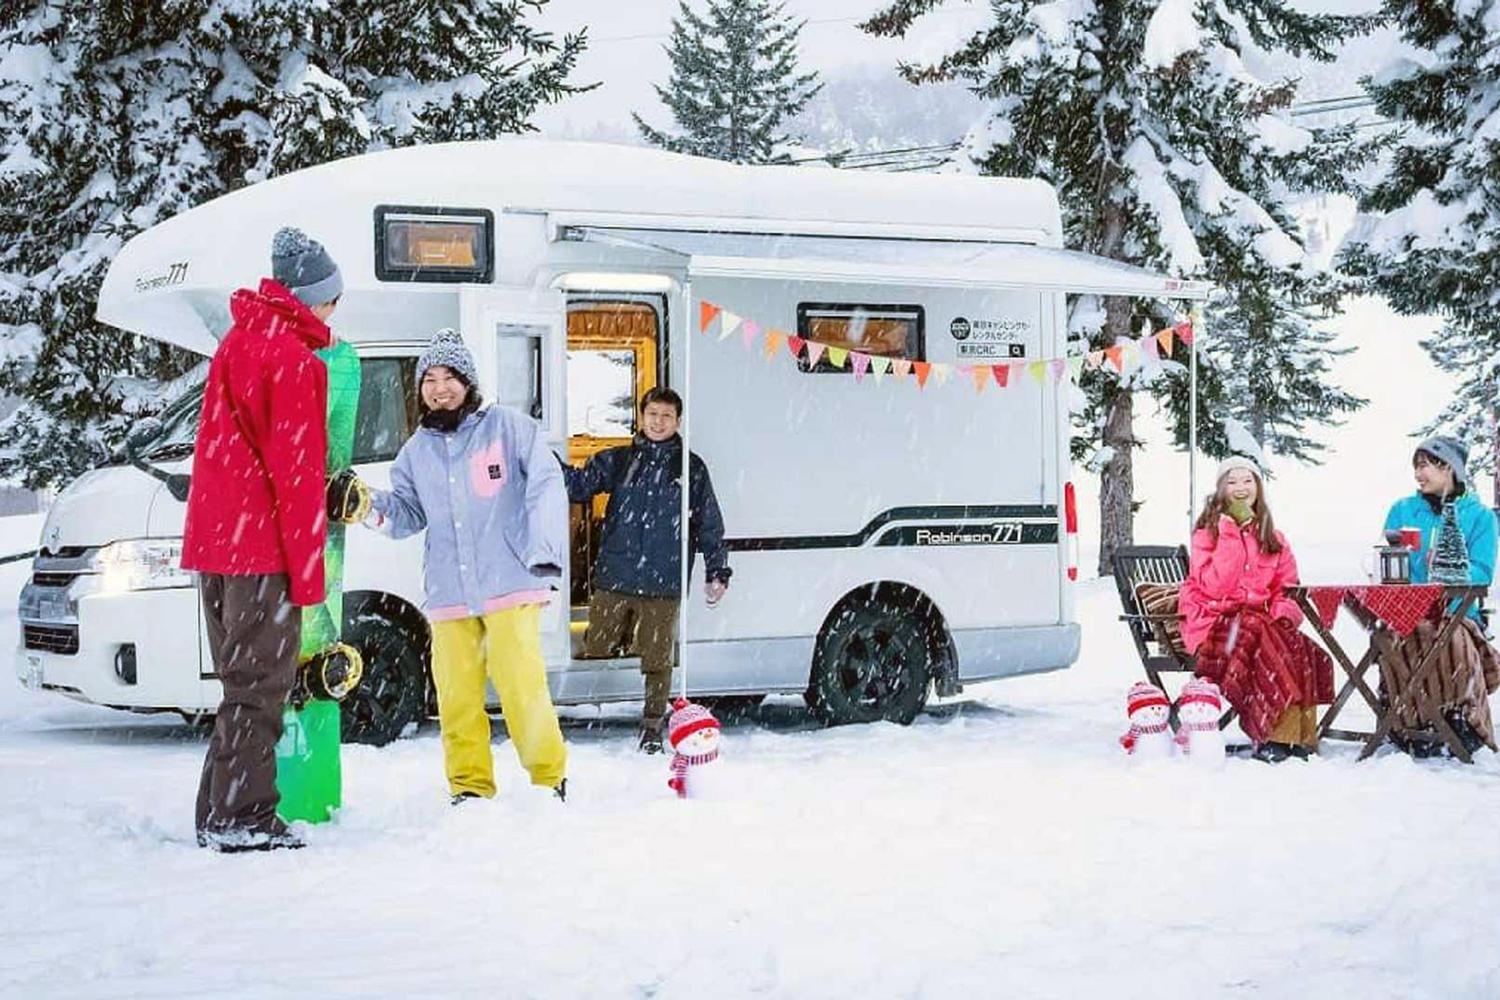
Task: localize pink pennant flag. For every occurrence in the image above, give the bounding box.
[718,310,743,342]
[763,329,786,360]
[870,355,892,383]
[741,319,761,349]
[1142,333,1159,362]
[805,341,827,367]
[891,358,912,379]
[851,352,871,380]
[1050,359,1067,382]
[1085,350,1104,370]
[1175,319,1194,346]
[787,334,806,360]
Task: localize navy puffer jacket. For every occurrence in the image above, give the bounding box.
[564,435,731,598]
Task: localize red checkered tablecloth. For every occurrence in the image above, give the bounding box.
[1303,584,1447,637]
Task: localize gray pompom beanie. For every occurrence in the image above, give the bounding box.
[1414,434,1469,487]
[271,227,344,307]
[417,328,479,387]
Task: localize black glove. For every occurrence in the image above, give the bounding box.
[326,469,371,524]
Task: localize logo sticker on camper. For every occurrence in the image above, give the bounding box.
[134,262,189,293]
[875,521,1057,547]
[952,317,1031,359]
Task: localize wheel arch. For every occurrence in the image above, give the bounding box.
[809,580,958,700]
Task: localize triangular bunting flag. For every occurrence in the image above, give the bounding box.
[787,334,806,360]
[1157,328,1174,355]
[698,300,721,334]
[931,363,952,387]
[1178,316,1196,346]
[1086,350,1104,370]
[826,346,849,369]
[851,352,871,380]
[1121,342,1140,368]
[719,310,743,342]
[870,355,892,384]
[764,329,785,360]
[971,366,988,393]
[1028,361,1047,384]
[1104,346,1125,372]
[992,364,1010,388]
[741,319,761,349]
[913,361,932,388]
[1050,359,1067,382]
[1067,356,1084,381]
[1142,334,1160,361]
[806,341,827,367]
[891,358,912,379]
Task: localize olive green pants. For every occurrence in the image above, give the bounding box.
[584,589,680,731]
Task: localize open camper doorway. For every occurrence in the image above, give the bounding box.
[563,295,666,652]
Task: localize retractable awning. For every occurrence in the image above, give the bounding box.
[560,226,1212,300]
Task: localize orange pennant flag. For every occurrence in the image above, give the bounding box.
[913,361,932,388]
[764,329,786,359]
[698,300,721,334]
[1104,346,1125,372]
[1157,328,1174,355]
[970,365,988,392]
[992,364,1010,388]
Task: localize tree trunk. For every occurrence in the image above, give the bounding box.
[1097,293,1136,576]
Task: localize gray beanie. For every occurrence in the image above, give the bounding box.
[1415,434,1469,487]
[417,328,479,387]
[271,227,344,307]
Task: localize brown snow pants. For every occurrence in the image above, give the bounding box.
[195,573,300,839]
[583,589,679,732]
[1379,617,1500,750]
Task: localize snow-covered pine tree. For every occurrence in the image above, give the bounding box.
[634,0,821,164]
[1339,1,1500,462]
[863,0,1372,572]
[0,0,587,490]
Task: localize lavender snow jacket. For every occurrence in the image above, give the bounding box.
[370,407,567,621]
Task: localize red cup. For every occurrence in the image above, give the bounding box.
[1400,527,1421,551]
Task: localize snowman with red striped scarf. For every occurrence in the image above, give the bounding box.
[1173,677,1225,767]
[667,699,723,799]
[1119,682,1174,759]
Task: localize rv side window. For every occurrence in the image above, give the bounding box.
[795,303,924,373]
[374,205,495,283]
[353,357,418,464]
[495,329,545,422]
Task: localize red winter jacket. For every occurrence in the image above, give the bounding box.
[181,279,330,606]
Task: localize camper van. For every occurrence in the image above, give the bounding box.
[14,140,1208,744]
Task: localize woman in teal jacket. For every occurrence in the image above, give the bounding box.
[1380,435,1500,755]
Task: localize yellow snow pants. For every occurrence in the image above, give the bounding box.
[430,605,567,797]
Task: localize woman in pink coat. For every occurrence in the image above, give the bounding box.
[1178,456,1332,762]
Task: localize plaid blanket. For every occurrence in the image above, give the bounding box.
[1193,609,1334,744]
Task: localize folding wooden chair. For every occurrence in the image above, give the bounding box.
[1111,544,1239,733]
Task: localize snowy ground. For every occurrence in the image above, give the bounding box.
[4,534,1500,999]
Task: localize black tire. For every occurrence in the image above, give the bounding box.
[340,600,428,747]
[807,595,932,726]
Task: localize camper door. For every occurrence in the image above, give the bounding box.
[459,286,569,657]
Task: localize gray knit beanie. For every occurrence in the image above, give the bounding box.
[271,227,344,307]
[1414,434,1469,487]
[417,328,479,387]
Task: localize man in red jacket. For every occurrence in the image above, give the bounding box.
[182,227,341,852]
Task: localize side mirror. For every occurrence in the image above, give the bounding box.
[125,417,164,455]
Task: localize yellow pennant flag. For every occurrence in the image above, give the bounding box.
[826,346,849,369]
[1028,361,1047,384]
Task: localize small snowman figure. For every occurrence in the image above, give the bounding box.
[1173,677,1225,767]
[1119,681,1174,759]
[666,698,723,799]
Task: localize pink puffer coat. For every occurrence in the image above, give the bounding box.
[1178,515,1304,654]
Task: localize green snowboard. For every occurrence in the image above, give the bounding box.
[276,339,361,824]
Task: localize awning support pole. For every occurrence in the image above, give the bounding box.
[678,278,693,703]
[1189,304,1200,538]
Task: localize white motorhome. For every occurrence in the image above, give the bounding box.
[14,139,1208,744]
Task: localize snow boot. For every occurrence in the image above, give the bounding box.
[1251,741,1295,764]
[638,727,665,755]
[450,791,484,807]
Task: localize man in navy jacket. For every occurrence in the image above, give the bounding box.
[564,387,731,752]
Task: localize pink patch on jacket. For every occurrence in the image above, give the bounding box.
[470,440,506,498]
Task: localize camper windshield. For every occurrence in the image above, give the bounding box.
[137,382,206,461]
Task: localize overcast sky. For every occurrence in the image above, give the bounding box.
[531,0,1388,139]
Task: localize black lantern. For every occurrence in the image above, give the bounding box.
[1378,530,1411,584]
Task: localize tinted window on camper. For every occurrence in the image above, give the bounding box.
[353,357,418,464]
[796,303,924,373]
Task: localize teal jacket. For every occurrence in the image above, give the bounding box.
[1382,492,1497,587]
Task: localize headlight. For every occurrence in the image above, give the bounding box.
[91,539,193,593]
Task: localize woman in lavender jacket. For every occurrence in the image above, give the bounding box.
[366,329,570,804]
